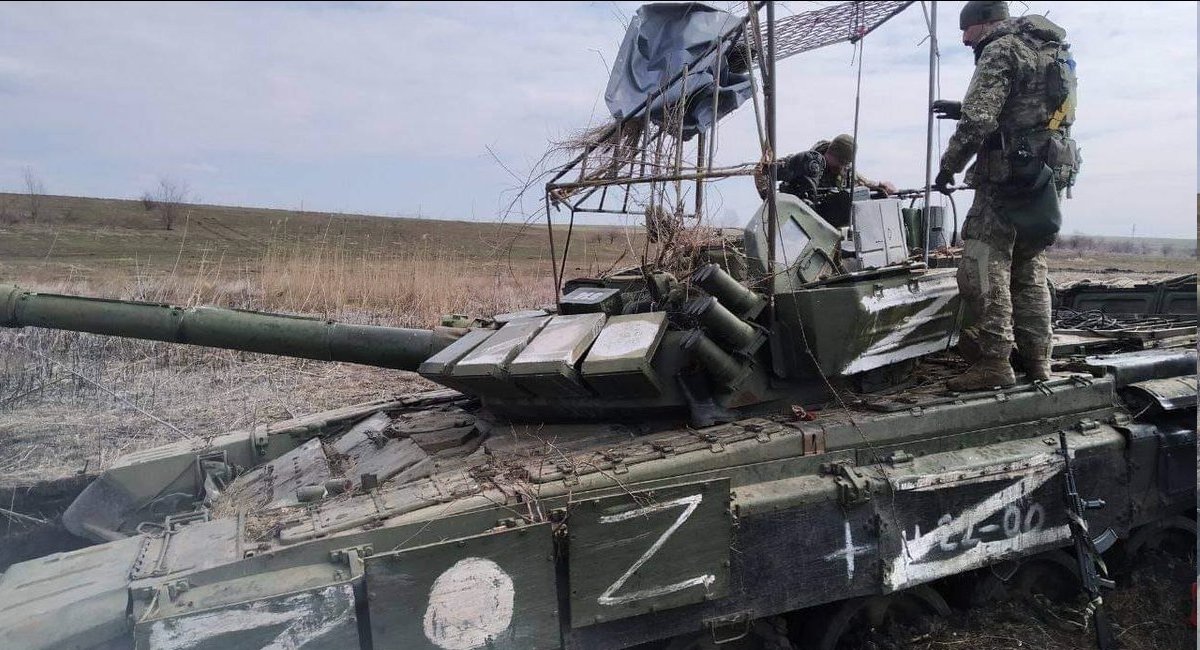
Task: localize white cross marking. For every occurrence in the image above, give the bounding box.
[823,520,874,581]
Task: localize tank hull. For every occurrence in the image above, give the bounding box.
[2,356,1193,649]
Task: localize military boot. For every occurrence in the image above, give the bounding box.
[1021,357,1052,381]
[953,332,983,363]
[946,357,1016,392]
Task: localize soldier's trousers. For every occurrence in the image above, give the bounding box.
[956,184,1053,362]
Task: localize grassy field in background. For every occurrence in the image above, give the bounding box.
[0,192,642,326]
[0,192,642,483]
[2,192,1192,295]
[0,192,585,272]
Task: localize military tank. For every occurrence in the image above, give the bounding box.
[1,1,1195,647]
[0,185,1196,649]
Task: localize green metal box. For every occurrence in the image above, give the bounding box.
[509,313,607,397]
[580,312,668,397]
[450,317,550,398]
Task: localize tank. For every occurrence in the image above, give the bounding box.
[1,2,1195,645]
[0,200,1195,650]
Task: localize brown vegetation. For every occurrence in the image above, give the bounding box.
[1054,233,1196,259]
[22,167,44,224]
[0,194,603,484]
[0,242,555,485]
[0,192,1190,485]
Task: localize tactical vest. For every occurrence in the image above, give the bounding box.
[972,17,1081,192]
[1015,16,1076,127]
[1014,15,1081,190]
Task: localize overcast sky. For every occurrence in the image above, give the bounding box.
[0,1,1195,237]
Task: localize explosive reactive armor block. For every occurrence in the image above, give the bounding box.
[449,316,550,398]
[580,312,668,397]
[849,198,909,270]
[417,328,496,393]
[509,313,607,397]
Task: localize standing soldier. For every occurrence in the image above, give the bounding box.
[933,0,1080,390]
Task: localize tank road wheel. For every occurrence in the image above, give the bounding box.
[802,584,951,650]
[1126,516,1197,567]
[1007,549,1081,602]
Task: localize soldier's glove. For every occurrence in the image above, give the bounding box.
[932,100,962,121]
[934,170,956,195]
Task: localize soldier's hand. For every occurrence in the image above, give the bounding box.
[932,100,962,121]
[753,160,772,200]
[934,170,956,195]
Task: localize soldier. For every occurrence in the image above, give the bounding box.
[756,134,897,202]
[933,0,1078,391]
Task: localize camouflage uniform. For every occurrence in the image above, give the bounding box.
[759,136,884,200]
[955,185,1053,362]
[940,18,1067,366]
[809,139,883,191]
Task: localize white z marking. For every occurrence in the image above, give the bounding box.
[597,493,715,606]
[887,465,1070,590]
[841,292,956,375]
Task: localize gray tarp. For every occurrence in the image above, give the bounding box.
[604,3,752,140]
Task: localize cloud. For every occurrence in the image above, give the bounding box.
[0,1,1194,237]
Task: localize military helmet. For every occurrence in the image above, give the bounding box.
[827,134,855,162]
[959,0,1009,30]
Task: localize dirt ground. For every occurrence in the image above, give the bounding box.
[914,556,1196,650]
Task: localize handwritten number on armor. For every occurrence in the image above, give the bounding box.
[940,502,1045,552]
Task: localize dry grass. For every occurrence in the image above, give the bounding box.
[0,226,1185,485]
[0,240,557,484]
[911,557,1195,650]
[255,237,555,327]
[0,192,650,485]
[0,328,438,484]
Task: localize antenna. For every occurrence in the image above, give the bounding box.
[765,0,777,309]
[922,1,938,264]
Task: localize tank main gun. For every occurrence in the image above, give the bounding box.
[1,285,458,372]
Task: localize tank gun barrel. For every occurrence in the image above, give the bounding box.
[1,285,456,371]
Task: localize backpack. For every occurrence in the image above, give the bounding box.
[1014,15,1081,191]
